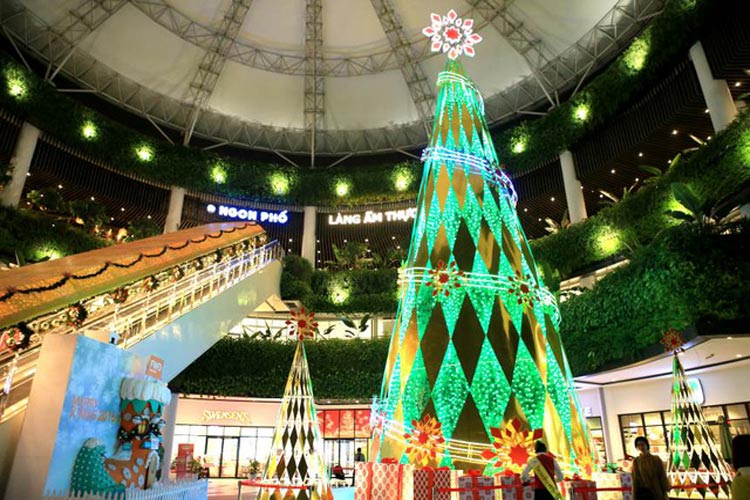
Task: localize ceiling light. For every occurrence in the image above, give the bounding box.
[90,196,95,201]
[599,194,604,198]
[81,121,98,140]
[135,145,154,162]
[550,197,555,202]
[635,177,639,182]
[707,136,712,140]
[611,169,616,174]
[57,184,63,189]
[671,129,678,135]
[288,238,293,242]
[537,218,541,222]
[120,207,125,212]
[638,152,643,157]
[365,238,369,242]
[704,108,710,114]
[735,81,742,87]
[523,208,528,212]
[147,215,151,219]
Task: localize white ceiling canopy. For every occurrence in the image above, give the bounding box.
[0,0,664,162]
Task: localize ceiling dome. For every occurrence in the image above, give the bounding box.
[3,0,660,159]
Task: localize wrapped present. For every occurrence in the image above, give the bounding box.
[592,472,632,500]
[414,467,459,500]
[496,473,532,500]
[355,461,414,500]
[562,479,597,500]
[457,471,494,500]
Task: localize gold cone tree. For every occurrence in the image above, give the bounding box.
[372,9,595,475]
[258,308,332,500]
[665,329,732,498]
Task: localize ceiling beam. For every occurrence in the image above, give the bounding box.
[304,0,324,167]
[182,0,253,145]
[369,0,435,137]
[466,0,559,107]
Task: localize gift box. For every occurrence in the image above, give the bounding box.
[355,461,414,500]
[592,472,632,500]
[496,473,532,500]
[562,479,597,500]
[413,467,459,500]
[457,472,494,500]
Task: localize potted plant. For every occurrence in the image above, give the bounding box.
[248,459,261,479]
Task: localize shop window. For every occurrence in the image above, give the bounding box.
[586,417,607,466]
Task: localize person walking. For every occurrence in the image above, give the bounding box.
[632,437,670,500]
[521,441,564,500]
[354,447,365,462]
[732,434,750,500]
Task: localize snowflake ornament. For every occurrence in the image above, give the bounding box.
[427,260,464,298]
[660,328,685,353]
[507,271,541,308]
[423,9,482,60]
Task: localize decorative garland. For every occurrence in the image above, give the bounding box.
[0,231,270,354]
[0,222,256,303]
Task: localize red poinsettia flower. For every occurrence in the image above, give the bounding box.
[507,271,539,308]
[481,418,543,473]
[404,415,446,467]
[286,307,318,341]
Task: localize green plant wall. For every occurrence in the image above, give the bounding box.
[169,337,390,400]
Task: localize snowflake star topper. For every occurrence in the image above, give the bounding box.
[661,328,685,353]
[423,9,482,60]
[286,307,318,341]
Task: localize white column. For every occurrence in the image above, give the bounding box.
[160,392,180,480]
[560,150,588,224]
[301,206,317,266]
[0,122,40,208]
[689,41,738,133]
[163,187,185,234]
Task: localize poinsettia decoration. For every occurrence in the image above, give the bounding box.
[111,287,129,304]
[427,260,464,298]
[507,271,540,308]
[1,323,32,353]
[481,418,543,473]
[285,307,318,341]
[404,415,446,467]
[661,328,684,353]
[65,303,88,329]
[574,440,596,477]
[422,9,482,60]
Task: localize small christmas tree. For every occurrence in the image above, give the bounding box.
[664,330,732,499]
[258,308,332,500]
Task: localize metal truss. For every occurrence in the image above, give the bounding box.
[0,0,663,156]
[304,0,324,167]
[369,0,435,136]
[182,0,252,145]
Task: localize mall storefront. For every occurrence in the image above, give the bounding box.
[171,396,371,479]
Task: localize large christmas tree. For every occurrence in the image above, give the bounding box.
[372,10,595,474]
[664,330,732,499]
[258,308,332,500]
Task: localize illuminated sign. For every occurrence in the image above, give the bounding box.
[327,208,417,226]
[207,204,288,224]
[201,410,252,424]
